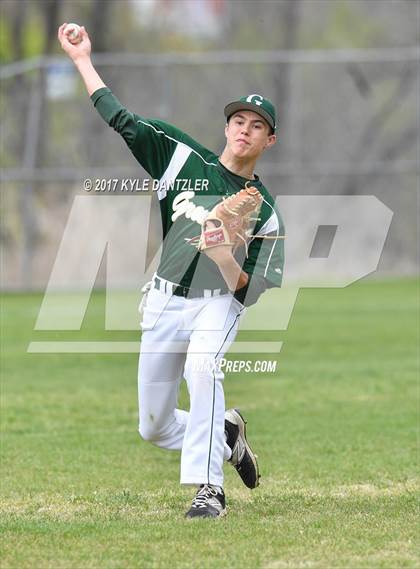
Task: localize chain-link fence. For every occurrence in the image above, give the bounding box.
[1,47,418,289]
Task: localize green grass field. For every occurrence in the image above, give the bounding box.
[1,279,419,569]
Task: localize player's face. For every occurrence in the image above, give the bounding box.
[225,111,276,160]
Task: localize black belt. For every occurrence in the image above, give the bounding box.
[154,276,228,299]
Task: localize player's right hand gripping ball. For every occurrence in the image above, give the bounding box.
[199,186,263,253]
[64,23,82,44]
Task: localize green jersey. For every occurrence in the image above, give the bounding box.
[91,88,284,295]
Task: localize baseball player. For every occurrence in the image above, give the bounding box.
[58,24,285,519]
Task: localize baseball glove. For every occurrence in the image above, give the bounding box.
[194,186,263,253]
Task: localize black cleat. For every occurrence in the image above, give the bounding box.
[225,408,260,489]
[185,484,226,519]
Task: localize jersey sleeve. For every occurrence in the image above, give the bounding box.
[242,204,285,288]
[91,87,137,146]
[91,87,183,179]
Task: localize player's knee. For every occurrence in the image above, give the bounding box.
[138,422,159,443]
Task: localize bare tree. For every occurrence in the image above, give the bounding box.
[38,0,61,167]
[272,0,302,167]
[85,0,112,164]
[273,0,301,131]
[88,0,111,53]
[339,63,417,195]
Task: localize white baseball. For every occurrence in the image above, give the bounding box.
[64,23,82,45]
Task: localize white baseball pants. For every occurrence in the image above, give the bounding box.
[138,283,244,487]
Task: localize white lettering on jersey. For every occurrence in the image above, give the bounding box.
[171,191,209,224]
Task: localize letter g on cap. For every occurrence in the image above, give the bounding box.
[246,94,264,106]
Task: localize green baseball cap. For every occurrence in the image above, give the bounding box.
[224,94,276,132]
